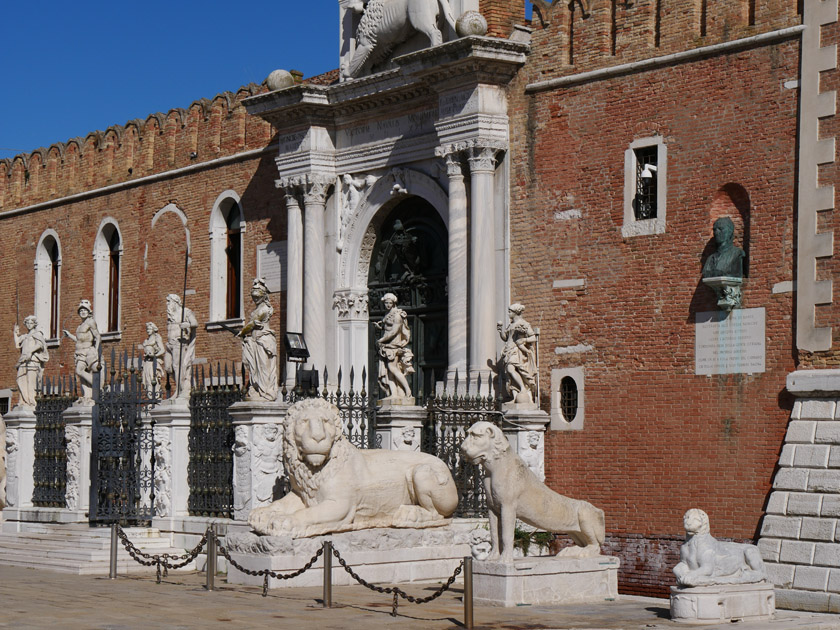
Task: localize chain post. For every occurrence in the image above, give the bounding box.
[463,556,474,630]
[323,541,332,608]
[109,524,119,579]
[205,526,217,591]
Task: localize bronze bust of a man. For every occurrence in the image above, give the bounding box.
[702,217,745,279]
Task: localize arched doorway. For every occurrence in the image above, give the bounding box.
[368,197,448,400]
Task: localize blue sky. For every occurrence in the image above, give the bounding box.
[0,0,339,159]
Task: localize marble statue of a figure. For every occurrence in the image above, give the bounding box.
[62,300,101,402]
[165,294,198,400]
[374,293,415,400]
[497,303,538,405]
[461,421,605,564]
[342,0,458,79]
[141,322,165,398]
[13,315,49,409]
[248,398,458,537]
[673,509,767,587]
[239,278,278,401]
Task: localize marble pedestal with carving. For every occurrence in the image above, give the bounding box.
[473,555,620,607]
[502,408,549,481]
[670,582,775,624]
[225,524,473,588]
[148,402,191,528]
[375,403,425,451]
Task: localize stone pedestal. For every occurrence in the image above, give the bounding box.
[670,582,775,624]
[2,407,36,511]
[502,407,549,481]
[225,524,472,588]
[228,400,287,522]
[473,555,620,607]
[147,402,191,526]
[62,404,93,515]
[375,403,425,451]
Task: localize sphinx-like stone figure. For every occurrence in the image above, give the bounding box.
[13,315,49,409]
[374,292,415,400]
[165,294,198,400]
[141,322,165,398]
[342,0,458,79]
[497,303,538,405]
[238,278,278,402]
[673,508,767,587]
[248,398,458,537]
[461,421,605,563]
[62,300,101,402]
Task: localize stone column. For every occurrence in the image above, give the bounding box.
[437,145,468,390]
[279,178,304,388]
[467,142,504,391]
[302,175,332,372]
[63,404,93,515]
[2,407,36,514]
[229,401,286,522]
[332,289,370,388]
[148,402,191,527]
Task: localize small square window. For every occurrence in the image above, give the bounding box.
[623,137,667,237]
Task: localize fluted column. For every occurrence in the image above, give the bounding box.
[437,145,469,389]
[302,175,331,372]
[467,142,503,391]
[278,178,304,387]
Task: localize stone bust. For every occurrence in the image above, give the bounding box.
[702,217,745,279]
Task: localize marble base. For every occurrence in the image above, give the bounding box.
[225,524,472,589]
[670,582,775,624]
[473,555,620,607]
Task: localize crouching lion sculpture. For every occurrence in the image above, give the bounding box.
[461,421,605,563]
[248,398,458,537]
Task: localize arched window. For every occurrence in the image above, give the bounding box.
[34,231,61,340]
[209,191,245,322]
[93,219,123,333]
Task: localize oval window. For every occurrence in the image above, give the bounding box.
[559,376,578,423]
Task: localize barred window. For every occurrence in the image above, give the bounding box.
[559,376,578,423]
[633,146,658,220]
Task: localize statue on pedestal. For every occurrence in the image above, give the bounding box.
[13,315,49,409]
[165,294,198,401]
[374,293,414,400]
[238,278,278,402]
[497,303,538,405]
[673,509,767,587]
[62,300,101,402]
[702,217,746,311]
[141,322,165,398]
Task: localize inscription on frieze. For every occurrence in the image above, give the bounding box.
[439,89,478,119]
[695,308,765,375]
[337,110,437,147]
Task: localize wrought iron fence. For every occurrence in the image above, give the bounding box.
[188,363,244,518]
[423,371,503,518]
[32,375,77,507]
[280,365,379,449]
[90,348,160,525]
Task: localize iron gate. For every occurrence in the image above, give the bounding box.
[90,349,160,525]
[32,376,77,507]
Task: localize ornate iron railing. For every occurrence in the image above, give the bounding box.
[188,363,244,518]
[32,375,77,507]
[90,348,160,525]
[423,371,503,518]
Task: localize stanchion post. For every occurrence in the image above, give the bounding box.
[109,524,118,580]
[463,556,473,630]
[323,541,332,608]
[205,525,217,591]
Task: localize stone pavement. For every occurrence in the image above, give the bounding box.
[1,566,839,630]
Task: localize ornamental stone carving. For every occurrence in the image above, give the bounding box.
[253,423,283,506]
[302,174,333,206]
[65,425,81,511]
[153,427,172,518]
[5,429,18,508]
[332,290,370,319]
[0,415,6,509]
[518,430,544,481]
[339,174,377,253]
[233,425,252,520]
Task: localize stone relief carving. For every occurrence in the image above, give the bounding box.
[62,300,101,403]
[341,0,458,80]
[392,426,420,451]
[239,279,278,402]
[390,168,409,196]
[65,425,81,511]
[332,290,370,319]
[461,421,605,563]
[13,315,49,410]
[356,225,379,287]
[153,427,172,518]
[233,425,252,520]
[0,414,5,509]
[248,398,458,537]
[375,293,415,400]
[673,509,767,587]
[5,429,18,508]
[470,527,492,560]
[164,294,198,401]
[518,430,544,481]
[253,423,284,506]
[141,322,165,398]
[339,174,377,253]
[302,174,333,206]
[497,303,538,406]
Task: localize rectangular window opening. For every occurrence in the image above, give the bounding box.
[634,146,658,221]
[226,230,241,320]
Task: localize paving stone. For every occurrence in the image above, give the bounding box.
[787,421,818,443]
[802,518,838,541]
[781,539,816,564]
[775,469,810,491]
[762,515,802,539]
[794,565,830,590]
[795,445,831,468]
[809,470,840,493]
[788,492,822,516]
[815,421,840,444]
[767,491,791,515]
[801,400,837,421]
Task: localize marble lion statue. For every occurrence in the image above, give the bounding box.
[461,421,605,563]
[673,508,767,587]
[248,398,458,537]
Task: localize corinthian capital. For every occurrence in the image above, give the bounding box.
[466,139,506,173]
[303,174,334,206]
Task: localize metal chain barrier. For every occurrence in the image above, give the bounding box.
[115,525,210,583]
[330,544,464,617]
[217,541,324,597]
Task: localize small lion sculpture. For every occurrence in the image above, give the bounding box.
[461,421,605,563]
[248,398,458,537]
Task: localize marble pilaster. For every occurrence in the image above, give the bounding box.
[2,407,36,511]
[302,175,331,372]
[332,288,369,388]
[148,402,191,526]
[62,404,93,514]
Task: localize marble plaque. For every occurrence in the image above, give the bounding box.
[695,308,765,375]
[257,242,287,293]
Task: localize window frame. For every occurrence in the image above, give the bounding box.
[622,136,667,237]
[209,190,246,326]
[34,230,62,344]
[550,366,585,431]
[93,218,123,337]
